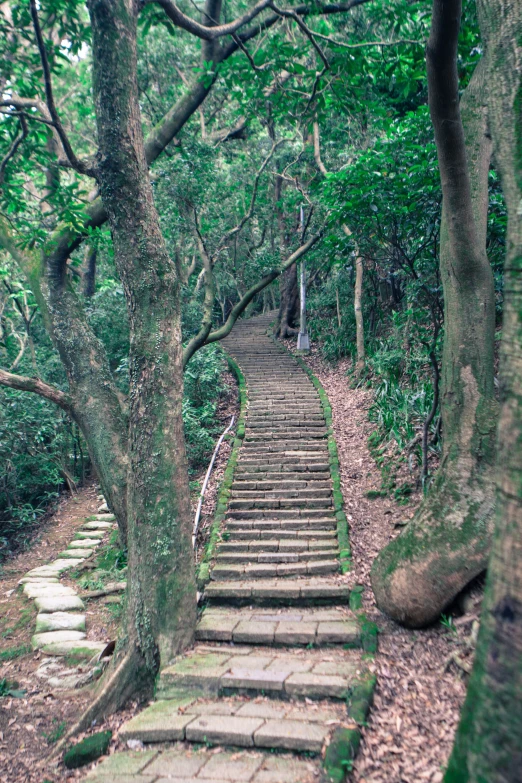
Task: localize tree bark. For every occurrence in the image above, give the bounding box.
[371,7,498,628]
[87,0,197,703]
[0,220,130,541]
[273,176,299,338]
[444,2,522,780]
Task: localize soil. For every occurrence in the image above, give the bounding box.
[0,371,239,783]
[0,347,480,782]
[299,350,479,783]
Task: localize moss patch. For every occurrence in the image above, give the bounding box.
[63,730,112,769]
[196,355,248,589]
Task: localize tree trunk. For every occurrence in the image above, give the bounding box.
[87,0,197,703]
[0,221,129,540]
[354,254,365,374]
[273,175,298,338]
[371,13,498,627]
[444,2,522,780]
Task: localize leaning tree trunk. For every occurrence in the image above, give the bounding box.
[371,16,498,627]
[444,2,522,780]
[86,0,197,709]
[0,222,130,539]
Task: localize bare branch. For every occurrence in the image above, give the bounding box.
[29,0,94,177]
[152,0,272,40]
[268,3,329,68]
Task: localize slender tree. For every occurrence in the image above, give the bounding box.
[371,0,498,627]
[444,0,522,779]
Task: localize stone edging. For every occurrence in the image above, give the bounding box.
[19,506,116,667]
[197,355,248,589]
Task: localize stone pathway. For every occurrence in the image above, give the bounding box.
[19,500,115,674]
[85,313,375,782]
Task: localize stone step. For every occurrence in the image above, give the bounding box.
[229,497,332,513]
[244,431,327,441]
[195,607,360,646]
[117,694,353,755]
[226,528,338,541]
[235,465,330,475]
[219,538,337,552]
[210,559,338,580]
[226,516,336,528]
[231,488,332,499]
[216,549,339,564]
[158,647,362,702]
[203,578,350,606]
[232,479,331,490]
[85,745,322,781]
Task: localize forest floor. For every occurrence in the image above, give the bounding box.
[0,346,480,783]
[298,350,481,783]
[0,370,238,783]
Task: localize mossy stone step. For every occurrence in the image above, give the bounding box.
[204,578,350,606]
[196,607,360,646]
[158,647,363,701]
[219,538,337,552]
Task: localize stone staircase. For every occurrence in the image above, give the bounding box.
[85,312,374,783]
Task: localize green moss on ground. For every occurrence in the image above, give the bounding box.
[63,730,112,768]
[196,355,248,589]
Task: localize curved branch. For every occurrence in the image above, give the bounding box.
[0,367,73,413]
[152,0,272,40]
[202,232,322,349]
[29,0,93,177]
[182,224,216,368]
[0,115,28,184]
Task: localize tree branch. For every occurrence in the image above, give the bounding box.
[199,232,322,351]
[0,367,73,413]
[0,115,28,184]
[182,220,217,367]
[29,0,94,177]
[152,0,272,40]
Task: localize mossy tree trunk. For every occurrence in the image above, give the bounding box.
[0,220,130,540]
[371,4,498,628]
[86,0,197,701]
[444,1,522,780]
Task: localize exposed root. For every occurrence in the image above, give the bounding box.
[48,648,152,760]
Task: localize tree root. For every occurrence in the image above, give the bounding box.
[49,647,152,761]
[371,475,494,627]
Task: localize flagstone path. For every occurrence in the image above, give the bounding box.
[84,312,375,783]
[19,503,116,682]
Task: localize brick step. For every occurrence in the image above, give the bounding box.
[227,511,335,522]
[232,479,331,490]
[216,550,339,564]
[241,444,328,454]
[226,528,338,541]
[218,538,338,553]
[158,646,362,704]
[244,431,327,441]
[117,694,355,755]
[235,465,330,475]
[203,578,350,606]
[196,606,359,646]
[210,559,338,580]
[247,416,325,424]
[230,488,332,499]
[85,745,322,783]
[247,420,326,429]
[228,498,333,510]
[227,509,335,521]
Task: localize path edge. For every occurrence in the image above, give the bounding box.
[275,342,352,574]
[197,354,248,589]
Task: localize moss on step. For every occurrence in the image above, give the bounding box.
[197,355,248,590]
[63,730,112,769]
[323,671,376,781]
[284,351,352,574]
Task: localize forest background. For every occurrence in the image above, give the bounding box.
[0,0,505,560]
